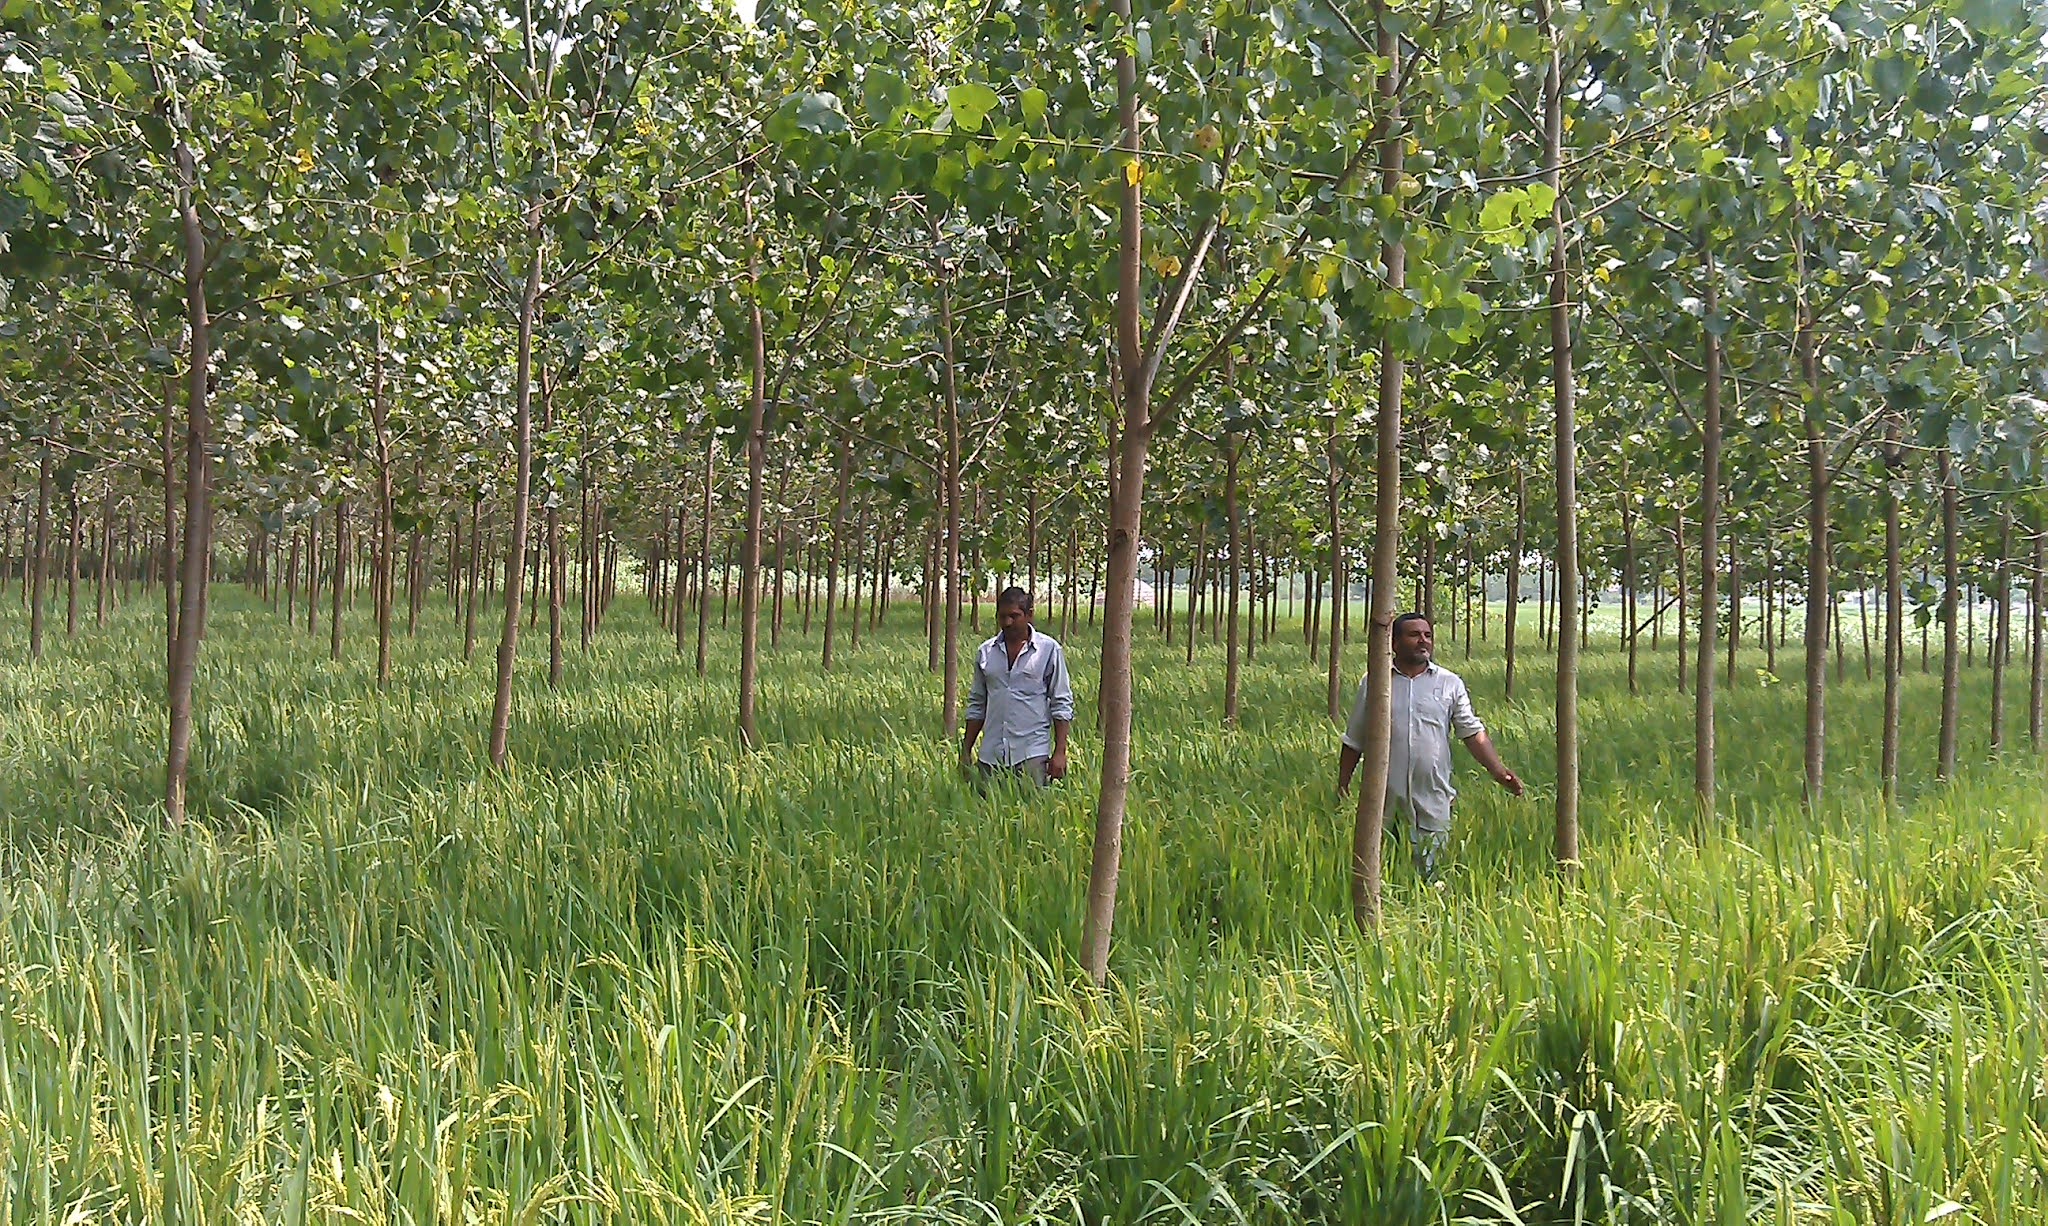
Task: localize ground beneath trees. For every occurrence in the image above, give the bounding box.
[1,593,2043,1223]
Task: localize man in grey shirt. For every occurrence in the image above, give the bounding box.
[961,587,1074,788]
[1337,612,1522,881]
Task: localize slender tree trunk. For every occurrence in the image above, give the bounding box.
[1325,412,1345,720]
[546,382,566,688]
[1991,509,2012,753]
[487,236,545,769]
[165,137,214,825]
[28,449,51,660]
[737,207,770,750]
[1623,497,1638,694]
[64,490,81,639]
[2029,510,2044,751]
[1937,449,1961,781]
[1506,470,1525,699]
[1352,8,1404,931]
[1083,0,1158,985]
[329,499,349,661]
[463,503,481,659]
[1799,288,1828,811]
[1882,419,1904,805]
[1224,437,1243,727]
[824,439,851,671]
[1187,519,1206,666]
[1695,245,1724,818]
[371,336,395,687]
[695,445,716,677]
[1543,8,1581,873]
[1726,538,1740,690]
[95,481,114,626]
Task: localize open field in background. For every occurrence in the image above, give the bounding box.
[1,589,2044,1223]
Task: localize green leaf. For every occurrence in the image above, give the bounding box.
[1019,86,1047,128]
[947,82,1000,134]
[863,69,910,127]
[795,91,849,135]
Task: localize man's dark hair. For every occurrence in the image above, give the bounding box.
[1393,611,1430,635]
[997,586,1034,613]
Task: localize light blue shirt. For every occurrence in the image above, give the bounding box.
[966,629,1075,766]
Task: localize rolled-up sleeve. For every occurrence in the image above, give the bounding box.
[1341,675,1370,752]
[965,644,988,722]
[1449,676,1484,740]
[1046,642,1075,723]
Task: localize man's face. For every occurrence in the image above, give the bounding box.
[1394,618,1433,667]
[999,602,1033,640]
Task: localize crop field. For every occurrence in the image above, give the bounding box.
[1,592,2042,1224]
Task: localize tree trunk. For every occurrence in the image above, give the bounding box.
[1224,437,1243,727]
[695,444,716,677]
[1694,245,1723,818]
[371,336,395,688]
[29,448,50,659]
[1187,519,1206,666]
[1325,410,1345,720]
[2029,507,2044,752]
[329,499,349,661]
[1541,3,1580,872]
[737,208,770,750]
[1799,290,1828,811]
[1882,418,1904,805]
[1352,8,1404,931]
[1083,0,1155,985]
[486,236,545,770]
[1991,508,2012,753]
[463,502,481,659]
[1937,449,1960,781]
[1506,470,1525,699]
[165,139,214,825]
[64,489,81,638]
[824,439,851,672]
[1622,496,1638,694]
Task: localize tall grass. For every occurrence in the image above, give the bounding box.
[0,591,2042,1223]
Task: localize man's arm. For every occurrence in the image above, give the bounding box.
[1335,673,1369,797]
[1460,731,1523,795]
[961,646,988,768]
[1046,642,1076,779]
[1449,678,1520,795]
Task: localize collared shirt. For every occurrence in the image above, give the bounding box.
[966,629,1075,767]
[1342,661,1484,832]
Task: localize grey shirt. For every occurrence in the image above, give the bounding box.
[966,629,1075,767]
[1342,662,1485,832]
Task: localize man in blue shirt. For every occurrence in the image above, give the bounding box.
[960,587,1075,788]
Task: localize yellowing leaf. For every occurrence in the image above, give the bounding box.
[1124,160,1144,187]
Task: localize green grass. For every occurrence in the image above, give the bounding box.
[0,587,2043,1223]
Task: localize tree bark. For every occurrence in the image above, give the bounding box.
[824,438,851,671]
[1224,436,1243,727]
[165,135,214,825]
[1506,469,1525,699]
[1351,7,1404,931]
[737,201,770,750]
[29,448,51,660]
[486,235,545,771]
[1991,508,2011,754]
[1325,410,1345,720]
[2029,507,2044,752]
[695,444,716,677]
[1798,286,1828,811]
[329,499,347,662]
[1694,245,1723,818]
[1882,418,1904,805]
[935,262,966,735]
[1543,1,1581,872]
[1937,449,1960,781]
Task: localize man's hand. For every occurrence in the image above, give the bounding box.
[1047,749,1069,781]
[1494,768,1524,797]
